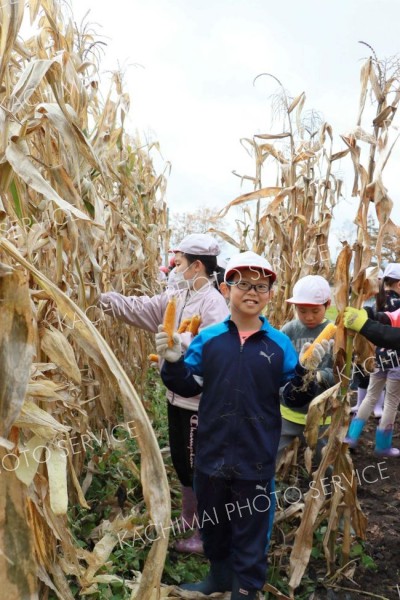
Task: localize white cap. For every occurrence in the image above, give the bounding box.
[217,255,228,270]
[224,251,276,283]
[170,233,220,256]
[366,266,384,279]
[383,263,400,280]
[287,275,331,305]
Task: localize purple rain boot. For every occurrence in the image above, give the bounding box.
[373,390,385,418]
[350,388,367,414]
[177,486,198,532]
[174,527,204,554]
[374,426,400,457]
[174,485,204,554]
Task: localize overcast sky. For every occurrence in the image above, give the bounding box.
[69,0,400,248]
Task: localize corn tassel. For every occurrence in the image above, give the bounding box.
[163,297,177,347]
[300,323,337,363]
[188,315,201,336]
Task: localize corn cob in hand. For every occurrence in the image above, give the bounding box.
[300,323,336,370]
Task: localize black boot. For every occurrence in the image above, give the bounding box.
[230,574,258,599]
[180,556,232,594]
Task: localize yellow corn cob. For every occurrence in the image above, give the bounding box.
[163,297,177,347]
[177,318,191,333]
[300,323,337,363]
[188,315,202,336]
[148,353,159,362]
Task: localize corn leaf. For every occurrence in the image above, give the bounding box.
[0,238,170,599]
[0,270,35,437]
[40,327,82,384]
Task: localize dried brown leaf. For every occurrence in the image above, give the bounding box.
[373,105,396,127]
[0,449,38,596]
[330,148,350,162]
[0,270,35,437]
[357,58,371,125]
[304,384,340,450]
[333,242,352,313]
[0,239,170,599]
[218,187,282,218]
[5,141,91,223]
[288,91,305,114]
[40,327,81,384]
[254,132,291,139]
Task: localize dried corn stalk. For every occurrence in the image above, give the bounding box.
[288,46,400,595]
[216,50,400,596]
[0,0,170,597]
[0,267,37,597]
[219,78,344,327]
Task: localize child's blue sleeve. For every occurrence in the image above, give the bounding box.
[280,336,300,384]
[280,335,320,407]
[182,333,204,376]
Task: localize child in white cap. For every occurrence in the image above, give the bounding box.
[98,233,229,553]
[277,275,335,463]
[345,263,400,456]
[156,252,331,599]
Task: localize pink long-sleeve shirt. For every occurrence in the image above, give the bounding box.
[99,283,229,410]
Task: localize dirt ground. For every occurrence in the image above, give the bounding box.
[327,414,400,600]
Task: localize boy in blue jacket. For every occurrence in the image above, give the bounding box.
[156,251,330,600]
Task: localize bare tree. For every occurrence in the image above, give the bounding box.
[169,206,228,247]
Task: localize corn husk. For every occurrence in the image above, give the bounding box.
[40,327,81,384]
[46,446,68,515]
[15,434,47,486]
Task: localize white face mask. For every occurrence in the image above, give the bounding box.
[167,267,193,290]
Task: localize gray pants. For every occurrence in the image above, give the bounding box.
[277,418,329,464]
[357,369,400,428]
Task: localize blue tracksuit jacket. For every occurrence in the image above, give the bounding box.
[161,316,316,480]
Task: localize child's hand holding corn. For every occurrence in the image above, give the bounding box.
[299,339,333,370]
[155,325,182,362]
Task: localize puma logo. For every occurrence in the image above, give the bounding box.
[259,351,274,363]
[255,484,268,493]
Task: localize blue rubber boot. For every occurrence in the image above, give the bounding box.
[180,557,233,593]
[230,575,258,599]
[344,418,366,448]
[374,426,400,457]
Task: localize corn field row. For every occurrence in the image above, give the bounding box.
[0,1,399,599]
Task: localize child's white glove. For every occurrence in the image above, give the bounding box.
[299,339,333,370]
[155,325,182,363]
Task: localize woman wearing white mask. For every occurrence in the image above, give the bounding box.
[98,234,229,553]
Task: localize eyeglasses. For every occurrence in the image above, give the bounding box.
[227,280,270,293]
